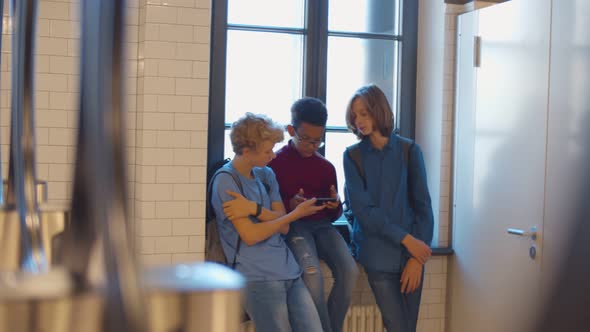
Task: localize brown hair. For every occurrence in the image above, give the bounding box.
[230,112,284,155]
[345,84,394,139]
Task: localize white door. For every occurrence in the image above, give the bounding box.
[448,0,552,331]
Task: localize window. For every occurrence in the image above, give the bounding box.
[208,0,418,202]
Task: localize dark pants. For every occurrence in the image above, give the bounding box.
[244,277,323,332]
[287,220,359,332]
[366,268,424,332]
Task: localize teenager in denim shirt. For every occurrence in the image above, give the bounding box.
[211,113,324,332]
[343,85,434,332]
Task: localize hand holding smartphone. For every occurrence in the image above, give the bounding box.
[314,197,338,206]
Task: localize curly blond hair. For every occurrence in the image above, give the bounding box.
[230,112,284,155]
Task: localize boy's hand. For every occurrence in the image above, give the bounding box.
[289,188,306,210]
[401,258,423,294]
[401,234,432,265]
[223,190,256,221]
[293,198,325,219]
[324,185,341,210]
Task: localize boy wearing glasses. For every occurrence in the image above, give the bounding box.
[268,97,359,332]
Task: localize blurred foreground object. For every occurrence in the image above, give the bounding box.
[0,0,244,331]
[535,0,590,330]
[0,0,69,272]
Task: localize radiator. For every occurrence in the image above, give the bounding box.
[241,321,255,332]
[343,305,385,332]
[240,305,385,332]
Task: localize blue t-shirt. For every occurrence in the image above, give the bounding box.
[211,162,301,281]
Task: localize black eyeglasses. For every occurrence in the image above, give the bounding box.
[292,129,325,148]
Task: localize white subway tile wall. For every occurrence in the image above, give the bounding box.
[439,4,461,250]
[135,0,209,266]
[0,0,140,243]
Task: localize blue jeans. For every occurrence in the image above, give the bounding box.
[244,277,323,332]
[366,268,424,332]
[287,220,359,332]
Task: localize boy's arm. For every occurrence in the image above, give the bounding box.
[270,201,289,234]
[222,168,286,222]
[258,201,285,221]
[222,190,288,221]
[229,199,322,246]
[213,172,311,245]
[227,210,295,246]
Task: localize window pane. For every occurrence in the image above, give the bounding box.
[224,129,233,159]
[324,131,360,200]
[325,37,400,128]
[328,0,400,35]
[225,30,304,126]
[224,129,290,160]
[228,0,305,29]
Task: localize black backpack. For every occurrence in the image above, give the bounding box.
[205,159,272,268]
[205,159,244,268]
[343,135,415,225]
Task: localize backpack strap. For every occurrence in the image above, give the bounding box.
[346,143,365,189]
[207,167,244,269]
[206,168,243,220]
[396,134,415,170]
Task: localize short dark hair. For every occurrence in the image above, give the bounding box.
[291,97,328,128]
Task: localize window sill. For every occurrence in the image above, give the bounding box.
[332,220,454,256]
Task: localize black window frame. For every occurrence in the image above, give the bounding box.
[207,0,418,181]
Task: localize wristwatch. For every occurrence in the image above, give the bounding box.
[254,203,262,217]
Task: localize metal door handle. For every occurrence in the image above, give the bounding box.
[507,226,537,240]
[474,36,482,67]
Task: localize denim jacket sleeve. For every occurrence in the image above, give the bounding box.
[343,149,409,245]
[408,144,434,246]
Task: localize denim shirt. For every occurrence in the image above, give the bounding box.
[211,163,301,281]
[343,134,434,273]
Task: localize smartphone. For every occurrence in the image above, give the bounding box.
[314,197,337,205]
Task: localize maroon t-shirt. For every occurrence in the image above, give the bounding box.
[268,140,342,222]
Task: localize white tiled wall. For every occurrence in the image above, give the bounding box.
[135,0,210,266]
[1,0,140,215]
[438,4,461,250]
